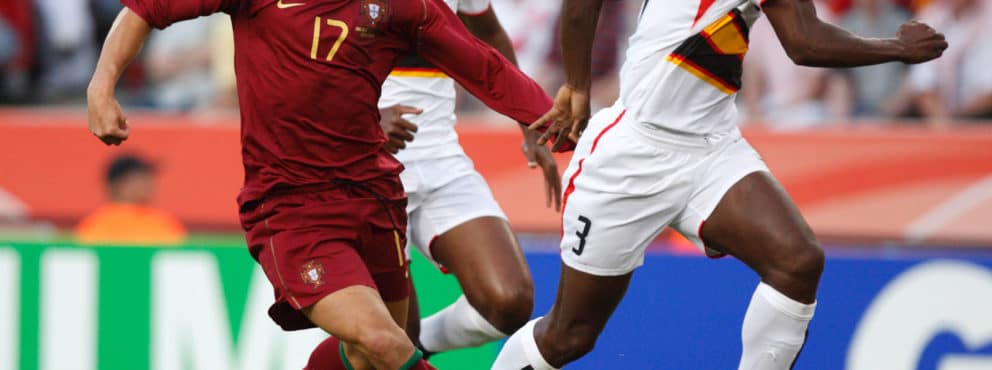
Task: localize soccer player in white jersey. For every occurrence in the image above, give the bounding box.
[376,0,562,357]
[492,0,948,368]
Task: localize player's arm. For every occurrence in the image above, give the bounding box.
[87,9,152,145]
[526,0,603,149]
[415,0,568,152]
[761,0,947,67]
[87,0,240,145]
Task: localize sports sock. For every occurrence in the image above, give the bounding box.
[738,282,816,370]
[303,336,347,370]
[419,295,507,352]
[398,349,437,370]
[491,318,559,370]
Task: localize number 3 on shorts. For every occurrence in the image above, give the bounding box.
[573,215,591,256]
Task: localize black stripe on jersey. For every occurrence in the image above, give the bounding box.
[396,53,438,69]
[669,9,750,92]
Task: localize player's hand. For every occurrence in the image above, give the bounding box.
[896,21,948,64]
[528,84,590,152]
[87,92,130,146]
[379,105,422,154]
[522,131,562,211]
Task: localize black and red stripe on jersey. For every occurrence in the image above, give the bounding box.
[666,9,751,94]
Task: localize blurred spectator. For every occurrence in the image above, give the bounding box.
[144,14,231,111]
[903,0,992,123]
[35,0,97,102]
[76,154,187,245]
[835,0,911,117]
[742,1,842,128]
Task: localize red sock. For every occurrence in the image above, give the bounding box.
[304,337,347,370]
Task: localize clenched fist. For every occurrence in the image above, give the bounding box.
[896,21,948,64]
[87,91,130,146]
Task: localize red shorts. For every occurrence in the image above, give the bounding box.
[240,177,410,331]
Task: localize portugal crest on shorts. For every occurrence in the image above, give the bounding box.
[300,260,325,289]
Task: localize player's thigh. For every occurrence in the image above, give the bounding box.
[680,138,819,275]
[670,136,773,257]
[413,161,512,267]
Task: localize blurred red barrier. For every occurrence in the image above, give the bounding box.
[2,109,991,246]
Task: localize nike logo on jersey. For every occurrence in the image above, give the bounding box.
[277,0,306,8]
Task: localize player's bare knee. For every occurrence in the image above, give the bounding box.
[774,235,824,284]
[475,282,534,332]
[354,327,411,360]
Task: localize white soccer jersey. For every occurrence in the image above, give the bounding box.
[619,0,762,135]
[378,0,492,163]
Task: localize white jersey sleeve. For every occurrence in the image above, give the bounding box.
[457,0,491,16]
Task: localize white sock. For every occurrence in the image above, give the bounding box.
[419,295,507,352]
[492,318,558,370]
[738,282,816,370]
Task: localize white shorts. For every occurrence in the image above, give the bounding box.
[400,154,507,269]
[559,104,770,276]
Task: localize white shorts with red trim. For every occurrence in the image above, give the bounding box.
[401,154,507,270]
[559,102,769,276]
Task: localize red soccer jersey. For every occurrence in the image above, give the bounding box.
[121,0,553,206]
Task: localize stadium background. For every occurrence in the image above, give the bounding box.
[1,0,992,369]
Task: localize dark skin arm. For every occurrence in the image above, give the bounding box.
[528,0,603,149]
[762,0,947,67]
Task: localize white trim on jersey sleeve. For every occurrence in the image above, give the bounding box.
[458,0,491,16]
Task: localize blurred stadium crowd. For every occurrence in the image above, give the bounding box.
[0,0,990,127]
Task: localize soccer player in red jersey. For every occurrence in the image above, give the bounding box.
[86,0,559,368]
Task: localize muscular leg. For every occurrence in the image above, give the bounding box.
[303,286,416,370]
[492,265,631,369]
[701,172,823,303]
[419,216,534,352]
[700,172,824,370]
